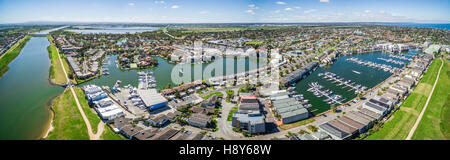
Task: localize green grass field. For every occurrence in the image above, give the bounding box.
[46,88,90,140]
[279,118,315,130]
[203,92,224,99]
[227,107,238,121]
[47,41,67,85]
[100,125,127,140]
[366,58,443,140]
[0,36,31,77]
[47,36,74,84]
[73,87,100,133]
[411,59,450,140]
[47,87,126,140]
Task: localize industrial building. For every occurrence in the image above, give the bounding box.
[232,112,265,134]
[272,98,309,124]
[137,89,168,111]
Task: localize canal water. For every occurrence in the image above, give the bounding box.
[0,37,64,140]
[81,55,263,90]
[295,50,420,115]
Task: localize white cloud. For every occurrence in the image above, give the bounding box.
[246,4,259,15]
[285,8,293,11]
[248,4,259,10]
[294,6,301,9]
[128,2,135,6]
[246,10,256,15]
[171,5,179,9]
[364,10,371,14]
[154,1,165,4]
[274,10,281,14]
[276,1,287,5]
[320,0,329,2]
[304,9,317,13]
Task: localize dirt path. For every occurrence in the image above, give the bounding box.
[93,121,105,140]
[406,58,444,140]
[54,41,103,140]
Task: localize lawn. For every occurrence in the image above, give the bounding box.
[366,58,442,140]
[46,89,90,140]
[411,59,450,140]
[0,36,31,77]
[227,107,238,121]
[47,36,75,84]
[279,118,316,130]
[73,87,100,133]
[46,87,104,140]
[47,40,67,85]
[100,124,127,140]
[203,92,224,99]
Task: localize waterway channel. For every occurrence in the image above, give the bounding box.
[81,55,263,90]
[0,37,64,140]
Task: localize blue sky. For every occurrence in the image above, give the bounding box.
[0,0,449,23]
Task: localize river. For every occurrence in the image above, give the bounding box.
[0,37,64,140]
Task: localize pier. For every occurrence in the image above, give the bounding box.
[346,57,399,73]
[318,72,367,94]
[307,82,344,105]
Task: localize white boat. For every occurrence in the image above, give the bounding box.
[352,70,361,74]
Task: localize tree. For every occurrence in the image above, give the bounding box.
[307,125,318,132]
[330,104,337,113]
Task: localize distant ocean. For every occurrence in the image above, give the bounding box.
[378,23,450,30]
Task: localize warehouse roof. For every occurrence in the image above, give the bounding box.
[137,89,167,107]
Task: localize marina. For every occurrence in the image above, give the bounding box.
[346,57,400,73]
[81,54,264,90]
[294,51,413,114]
[376,57,405,65]
[388,54,413,61]
[307,82,344,105]
[318,72,367,94]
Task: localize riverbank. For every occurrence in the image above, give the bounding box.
[47,36,69,85]
[45,88,90,140]
[0,36,31,77]
[44,87,124,140]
